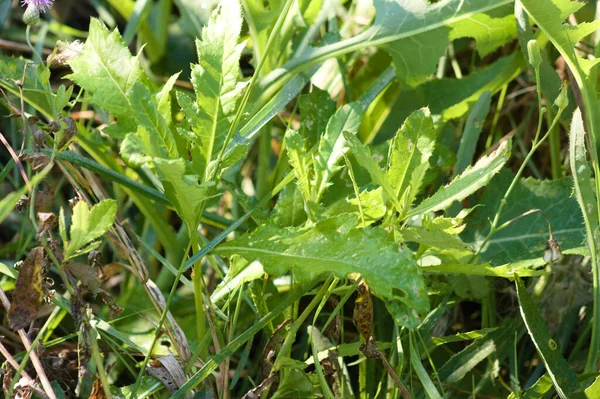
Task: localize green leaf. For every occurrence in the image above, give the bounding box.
[454,91,491,176]
[63,199,117,260]
[154,158,209,235]
[130,83,179,159]
[403,227,472,251]
[463,171,586,265]
[180,0,246,181]
[298,87,336,148]
[569,108,600,276]
[274,185,307,228]
[156,73,180,125]
[515,275,579,397]
[407,138,510,218]
[120,132,153,167]
[215,217,429,327]
[387,107,435,204]
[286,129,314,206]
[67,18,147,137]
[449,6,517,57]
[344,132,402,211]
[314,102,362,200]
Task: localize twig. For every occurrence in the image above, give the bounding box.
[0,130,29,185]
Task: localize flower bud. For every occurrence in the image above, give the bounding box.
[23,4,40,26]
[527,40,542,70]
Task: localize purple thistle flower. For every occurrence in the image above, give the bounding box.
[22,0,54,12]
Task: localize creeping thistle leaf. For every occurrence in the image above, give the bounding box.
[215,217,430,327]
[516,276,579,397]
[130,83,179,160]
[569,108,599,270]
[406,138,511,218]
[67,19,148,138]
[298,87,336,148]
[156,73,181,125]
[387,108,435,206]
[154,158,210,235]
[179,0,247,181]
[62,200,117,261]
[286,129,314,206]
[314,103,362,200]
[344,132,401,211]
[464,171,585,265]
[120,132,153,167]
[449,6,517,58]
[8,247,45,330]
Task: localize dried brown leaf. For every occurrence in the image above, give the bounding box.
[353,279,373,341]
[8,247,45,330]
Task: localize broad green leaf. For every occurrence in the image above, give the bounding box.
[463,171,586,265]
[454,91,491,176]
[154,158,210,235]
[0,167,50,225]
[515,276,579,397]
[569,108,599,276]
[215,217,429,327]
[314,102,362,200]
[180,0,246,181]
[120,132,153,167]
[274,185,307,227]
[298,87,336,148]
[407,138,511,218]
[344,132,401,211]
[63,199,117,260]
[449,5,517,57]
[387,107,435,203]
[67,18,147,138]
[130,83,179,160]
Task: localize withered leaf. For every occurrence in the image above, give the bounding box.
[22,153,51,172]
[65,262,100,294]
[353,279,373,341]
[89,379,108,399]
[9,247,45,330]
[98,290,124,319]
[34,184,55,213]
[36,212,57,241]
